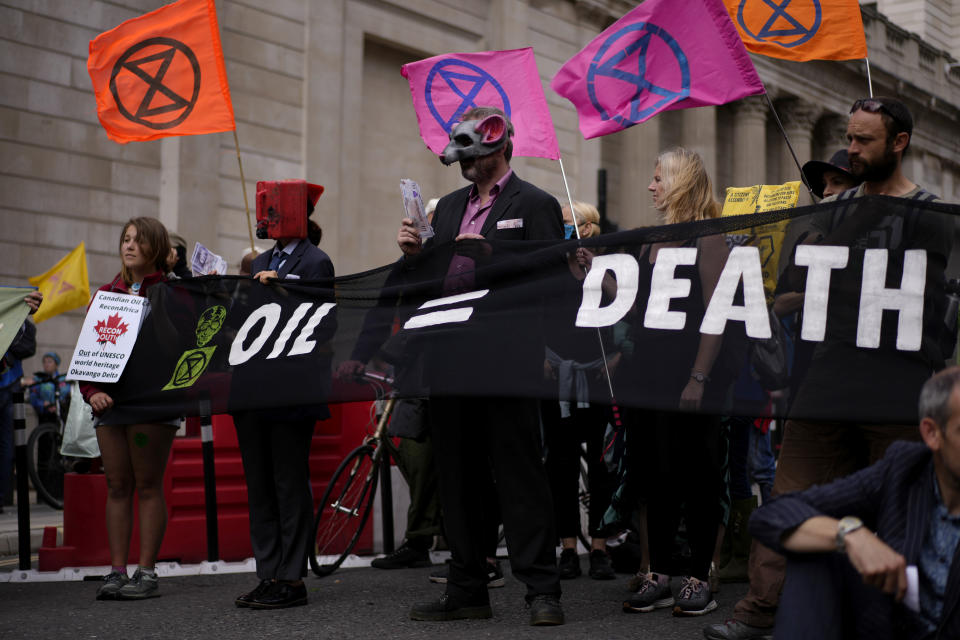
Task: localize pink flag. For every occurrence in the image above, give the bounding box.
[551,0,765,139]
[401,47,560,160]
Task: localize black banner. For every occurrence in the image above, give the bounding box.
[102,196,960,425]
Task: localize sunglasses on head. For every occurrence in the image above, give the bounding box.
[850,99,907,131]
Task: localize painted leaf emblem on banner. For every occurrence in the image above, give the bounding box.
[94,313,129,346]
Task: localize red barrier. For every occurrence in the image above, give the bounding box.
[38,402,374,571]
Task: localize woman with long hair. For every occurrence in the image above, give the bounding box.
[80,217,179,601]
[620,148,730,617]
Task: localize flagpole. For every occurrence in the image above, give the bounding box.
[864,58,874,97]
[232,128,255,251]
[557,155,618,406]
[762,94,816,200]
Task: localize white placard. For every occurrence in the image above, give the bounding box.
[66,290,146,383]
[191,242,228,276]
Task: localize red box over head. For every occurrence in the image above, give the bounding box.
[255,179,324,240]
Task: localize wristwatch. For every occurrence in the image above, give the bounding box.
[690,371,709,384]
[836,516,864,552]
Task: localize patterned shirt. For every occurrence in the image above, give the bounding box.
[918,466,960,630]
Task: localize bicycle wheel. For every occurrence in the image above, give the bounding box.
[27,422,66,509]
[309,444,379,577]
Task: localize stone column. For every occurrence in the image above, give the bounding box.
[488,0,530,176]
[618,119,661,229]
[681,107,718,187]
[158,134,220,252]
[776,98,819,184]
[730,96,769,188]
[303,0,346,268]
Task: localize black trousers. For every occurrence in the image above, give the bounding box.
[635,409,722,581]
[542,400,616,539]
[234,414,315,581]
[429,396,560,604]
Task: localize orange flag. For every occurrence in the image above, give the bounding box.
[87,0,235,144]
[723,0,868,61]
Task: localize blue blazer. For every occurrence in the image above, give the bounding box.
[750,441,960,639]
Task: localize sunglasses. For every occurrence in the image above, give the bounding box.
[850,99,908,132]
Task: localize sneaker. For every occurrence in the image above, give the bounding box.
[622,572,674,613]
[673,576,717,616]
[429,560,505,588]
[558,548,581,579]
[588,549,616,580]
[626,568,650,592]
[95,570,129,600]
[371,542,432,570]
[409,593,492,621]
[702,618,774,639]
[528,594,564,626]
[117,568,160,600]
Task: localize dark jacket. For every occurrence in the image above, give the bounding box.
[750,441,960,639]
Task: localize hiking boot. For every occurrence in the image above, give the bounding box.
[558,548,581,579]
[588,549,616,580]
[429,560,505,588]
[622,572,674,613]
[371,541,432,569]
[702,618,774,639]
[117,568,159,600]
[673,576,717,616]
[528,594,564,626]
[95,570,129,600]
[409,593,492,621]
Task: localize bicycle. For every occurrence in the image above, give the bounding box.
[22,373,81,509]
[309,370,401,577]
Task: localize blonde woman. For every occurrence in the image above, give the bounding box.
[544,201,619,580]
[621,148,729,617]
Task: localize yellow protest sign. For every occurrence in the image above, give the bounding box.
[722,182,800,303]
[28,242,91,323]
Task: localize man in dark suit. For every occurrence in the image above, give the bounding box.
[397,106,565,626]
[233,185,334,610]
[748,366,960,639]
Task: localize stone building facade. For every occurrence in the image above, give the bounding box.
[2,0,959,369]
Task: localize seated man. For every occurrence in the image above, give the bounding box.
[749,366,960,639]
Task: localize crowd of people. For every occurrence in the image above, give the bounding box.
[3,95,957,638]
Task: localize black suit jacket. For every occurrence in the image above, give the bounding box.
[427,171,563,246]
[750,441,960,639]
[253,239,334,281]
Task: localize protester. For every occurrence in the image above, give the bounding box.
[232,184,333,610]
[80,217,178,600]
[0,290,41,512]
[621,147,729,617]
[165,231,191,279]
[800,149,860,200]
[748,366,960,638]
[28,351,70,420]
[705,96,953,640]
[397,106,565,626]
[543,200,617,580]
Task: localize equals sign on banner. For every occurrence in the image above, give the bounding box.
[403,289,490,329]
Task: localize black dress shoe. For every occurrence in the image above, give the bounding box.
[249,581,308,609]
[529,594,564,626]
[235,579,273,608]
[409,593,492,621]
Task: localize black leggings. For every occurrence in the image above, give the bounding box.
[631,409,722,581]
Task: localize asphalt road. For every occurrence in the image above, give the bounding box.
[0,561,748,639]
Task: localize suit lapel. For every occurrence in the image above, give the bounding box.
[439,188,471,243]
[278,240,307,278]
[480,173,521,237]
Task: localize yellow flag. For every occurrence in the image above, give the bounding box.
[28,242,91,323]
[722,182,801,304]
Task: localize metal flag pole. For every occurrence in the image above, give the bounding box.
[232,128,255,251]
[557,157,621,426]
[762,94,816,200]
[865,58,875,97]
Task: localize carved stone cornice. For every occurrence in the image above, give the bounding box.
[775,98,821,134]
